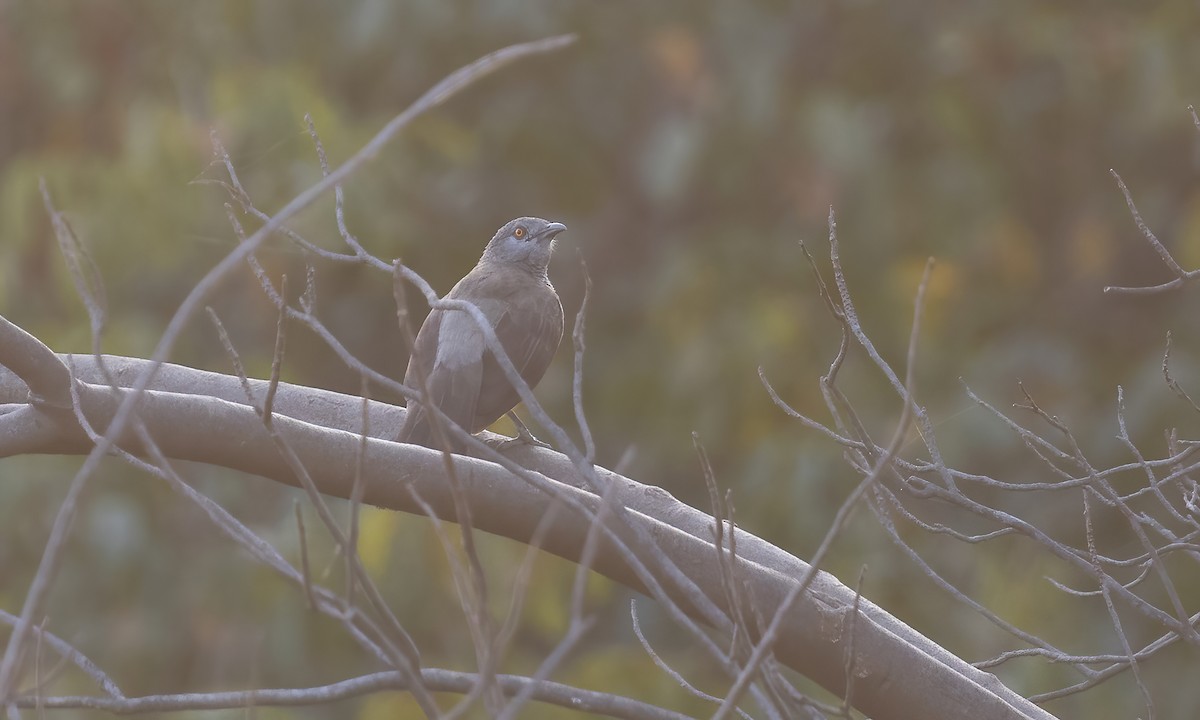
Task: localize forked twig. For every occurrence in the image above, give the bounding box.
[1104,168,1200,294]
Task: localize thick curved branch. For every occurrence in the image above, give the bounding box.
[0,346,1054,720]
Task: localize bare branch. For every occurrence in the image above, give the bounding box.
[0,611,121,700]
[1104,168,1199,294]
[14,669,691,720]
[572,252,597,463]
[1162,331,1200,413]
[631,601,753,720]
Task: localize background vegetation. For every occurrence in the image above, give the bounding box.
[2,1,1199,717]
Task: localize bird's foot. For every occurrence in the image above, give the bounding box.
[515,421,554,449]
[489,412,553,451]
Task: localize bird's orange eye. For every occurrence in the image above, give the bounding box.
[514,227,526,239]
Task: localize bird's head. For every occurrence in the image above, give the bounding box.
[481,217,567,274]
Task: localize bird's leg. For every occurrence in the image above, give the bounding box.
[492,411,552,451]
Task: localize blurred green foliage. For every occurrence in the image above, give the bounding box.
[2,1,1200,717]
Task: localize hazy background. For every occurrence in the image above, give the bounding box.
[2,2,1199,717]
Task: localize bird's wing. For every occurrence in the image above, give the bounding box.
[398,296,506,446]
[474,286,564,431]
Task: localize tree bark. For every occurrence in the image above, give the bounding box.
[0,346,1057,720]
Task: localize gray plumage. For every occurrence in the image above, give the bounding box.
[397,217,566,449]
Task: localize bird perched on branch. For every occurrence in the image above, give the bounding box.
[397,217,566,451]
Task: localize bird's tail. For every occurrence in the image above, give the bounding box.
[396,403,464,453]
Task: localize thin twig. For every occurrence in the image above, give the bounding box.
[13,669,690,720]
[1104,169,1199,294]
[630,601,753,720]
[1082,490,1155,718]
[839,567,868,718]
[572,252,597,463]
[1162,331,1200,412]
[294,501,318,612]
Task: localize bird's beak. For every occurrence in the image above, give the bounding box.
[540,222,567,240]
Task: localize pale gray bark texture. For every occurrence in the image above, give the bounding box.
[0,350,1056,720]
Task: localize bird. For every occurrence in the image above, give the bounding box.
[396,217,566,451]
